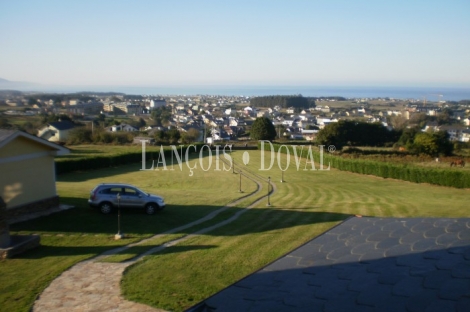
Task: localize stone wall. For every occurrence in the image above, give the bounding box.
[0,197,10,248]
[6,196,60,220]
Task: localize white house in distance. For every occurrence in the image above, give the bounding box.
[149,98,166,110]
[0,129,69,219]
[107,124,138,132]
[37,120,77,143]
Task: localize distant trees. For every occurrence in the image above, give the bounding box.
[153,129,185,145]
[436,108,453,125]
[389,115,408,130]
[0,118,10,128]
[67,128,92,145]
[67,128,135,145]
[181,128,200,144]
[250,95,314,109]
[150,106,172,126]
[396,127,421,149]
[316,120,398,150]
[411,131,453,156]
[127,117,146,129]
[28,98,38,105]
[250,117,277,141]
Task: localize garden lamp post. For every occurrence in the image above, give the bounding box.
[267,177,271,206]
[239,170,243,193]
[281,169,284,183]
[115,193,123,240]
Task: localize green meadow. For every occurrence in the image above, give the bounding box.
[1,148,468,311]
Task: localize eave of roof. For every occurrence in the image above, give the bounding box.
[0,129,70,155]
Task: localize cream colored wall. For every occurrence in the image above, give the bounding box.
[0,137,51,158]
[57,129,70,142]
[47,128,70,142]
[1,155,56,209]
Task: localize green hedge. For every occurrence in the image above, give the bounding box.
[261,142,470,189]
[55,144,205,175]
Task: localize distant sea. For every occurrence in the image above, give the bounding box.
[3,83,470,101]
[58,85,470,101]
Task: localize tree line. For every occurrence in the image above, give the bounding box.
[316,120,453,156]
[250,95,315,109]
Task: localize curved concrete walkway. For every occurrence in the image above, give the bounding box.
[33,168,274,312]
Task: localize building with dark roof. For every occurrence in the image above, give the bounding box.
[37,120,76,143]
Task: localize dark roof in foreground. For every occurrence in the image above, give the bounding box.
[0,128,16,143]
[188,217,470,312]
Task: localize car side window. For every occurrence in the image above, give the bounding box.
[124,188,139,196]
[101,187,122,195]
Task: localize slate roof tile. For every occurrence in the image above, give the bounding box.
[438,278,470,300]
[424,299,459,312]
[424,226,447,238]
[411,221,436,233]
[390,226,412,238]
[385,242,413,257]
[423,270,453,289]
[458,230,470,240]
[409,262,438,277]
[392,276,424,297]
[405,289,439,312]
[412,237,439,251]
[345,234,368,246]
[319,239,347,253]
[456,297,470,312]
[400,232,426,244]
[356,284,393,307]
[366,230,391,242]
[451,263,470,279]
[326,245,353,260]
[377,266,410,285]
[435,253,464,270]
[446,222,468,233]
[376,236,401,249]
[323,292,365,312]
[351,242,378,255]
[333,253,362,264]
[359,251,386,263]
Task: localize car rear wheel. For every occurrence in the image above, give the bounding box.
[100,202,113,214]
[145,203,158,215]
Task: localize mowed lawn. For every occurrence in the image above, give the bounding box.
[1,149,469,311]
[1,154,258,312]
[121,150,470,311]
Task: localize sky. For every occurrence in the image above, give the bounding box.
[1,0,470,89]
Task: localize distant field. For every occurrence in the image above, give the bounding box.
[57,144,151,159]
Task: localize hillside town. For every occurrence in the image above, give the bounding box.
[1,91,470,145]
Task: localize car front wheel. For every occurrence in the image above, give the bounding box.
[100,202,113,214]
[145,203,158,215]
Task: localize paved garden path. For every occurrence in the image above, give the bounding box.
[33,168,274,312]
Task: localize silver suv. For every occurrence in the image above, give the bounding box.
[88,183,165,215]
